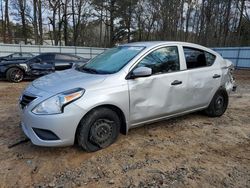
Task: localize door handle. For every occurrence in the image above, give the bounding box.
[171,80,182,85]
[213,74,221,79]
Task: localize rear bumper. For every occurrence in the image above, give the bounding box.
[232,85,237,92]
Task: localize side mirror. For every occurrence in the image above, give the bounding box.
[129,67,152,79]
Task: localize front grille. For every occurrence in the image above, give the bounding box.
[20,94,37,109]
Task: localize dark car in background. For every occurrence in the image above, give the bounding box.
[0,53,89,82]
[0,52,34,62]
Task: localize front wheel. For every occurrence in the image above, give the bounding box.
[6,67,24,83]
[77,107,121,152]
[204,89,229,117]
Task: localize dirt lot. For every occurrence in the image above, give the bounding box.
[0,70,250,188]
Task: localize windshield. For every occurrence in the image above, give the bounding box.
[76,46,145,74]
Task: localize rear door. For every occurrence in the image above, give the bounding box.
[128,45,190,125]
[183,46,222,108]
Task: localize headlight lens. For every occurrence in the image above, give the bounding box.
[32,88,85,115]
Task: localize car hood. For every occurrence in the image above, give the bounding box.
[32,69,107,94]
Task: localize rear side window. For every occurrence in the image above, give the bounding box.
[23,53,34,57]
[205,52,216,66]
[183,47,216,69]
[40,54,55,61]
[56,54,73,61]
[136,46,180,75]
[12,53,22,58]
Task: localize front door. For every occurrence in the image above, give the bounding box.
[28,54,55,76]
[127,46,190,125]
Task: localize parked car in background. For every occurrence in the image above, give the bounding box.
[0,52,34,62]
[0,53,89,82]
[19,41,236,152]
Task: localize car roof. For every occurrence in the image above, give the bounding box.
[120,41,220,56]
[120,41,204,48]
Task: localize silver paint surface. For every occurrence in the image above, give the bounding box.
[20,41,235,147]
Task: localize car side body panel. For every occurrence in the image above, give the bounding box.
[128,70,190,126]
[19,41,236,147]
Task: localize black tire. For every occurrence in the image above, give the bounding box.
[77,107,121,152]
[204,89,229,117]
[6,67,24,83]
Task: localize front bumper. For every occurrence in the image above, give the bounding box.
[20,86,86,147]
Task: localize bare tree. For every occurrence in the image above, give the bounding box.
[37,0,43,44]
[48,0,60,45]
[33,0,38,44]
[0,0,249,47]
[62,0,70,45]
[4,0,12,43]
[16,0,28,44]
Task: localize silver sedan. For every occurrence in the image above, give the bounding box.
[19,41,236,152]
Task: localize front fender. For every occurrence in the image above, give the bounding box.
[4,64,26,75]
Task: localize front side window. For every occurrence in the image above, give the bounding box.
[135,46,180,75]
[184,47,216,69]
[28,54,54,64]
[77,46,145,74]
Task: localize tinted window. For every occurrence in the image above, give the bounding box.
[184,47,216,69]
[23,53,34,57]
[12,53,22,58]
[40,54,55,61]
[56,54,74,61]
[136,46,180,75]
[205,52,216,66]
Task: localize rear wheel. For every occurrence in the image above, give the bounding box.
[77,107,120,152]
[204,89,228,117]
[6,67,24,83]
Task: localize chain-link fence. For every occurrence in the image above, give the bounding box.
[213,47,250,69]
[0,44,107,59]
[0,44,249,69]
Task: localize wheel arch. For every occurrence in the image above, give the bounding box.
[74,104,128,144]
[215,86,228,98]
[5,65,25,76]
[204,86,229,117]
[207,86,228,107]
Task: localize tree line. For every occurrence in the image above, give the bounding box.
[0,0,250,47]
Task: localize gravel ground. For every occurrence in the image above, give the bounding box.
[0,70,250,188]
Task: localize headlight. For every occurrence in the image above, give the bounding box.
[32,88,85,115]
